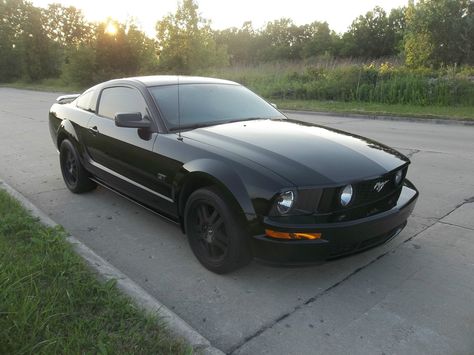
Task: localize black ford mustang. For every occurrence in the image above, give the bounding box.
[49,76,418,273]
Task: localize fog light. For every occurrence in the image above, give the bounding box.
[340,184,353,207]
[394,170,403,185]
[265,229,321,240]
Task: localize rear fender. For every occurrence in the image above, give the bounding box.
[57,119,80,147]
[56,119,91,165]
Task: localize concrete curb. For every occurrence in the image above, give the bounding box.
[282,109,474,126]
[0,179,224,355]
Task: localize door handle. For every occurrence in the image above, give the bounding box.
[89,126,99,135]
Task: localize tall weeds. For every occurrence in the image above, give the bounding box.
[202,60,474,106]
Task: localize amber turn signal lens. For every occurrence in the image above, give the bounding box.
[265,229,321,240]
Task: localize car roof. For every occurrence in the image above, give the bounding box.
[103,75,239,87]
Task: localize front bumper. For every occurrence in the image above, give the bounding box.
[251,180,418,264]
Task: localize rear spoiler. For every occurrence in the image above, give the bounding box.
[56,94,80,104]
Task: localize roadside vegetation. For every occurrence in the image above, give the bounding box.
[0,78,83,93]
[203,61,474,110]
[0,0,473,118]
[0,189,188,354]
[274,99,474,121]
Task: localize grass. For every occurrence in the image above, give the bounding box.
[0,188,189,354]
[274,99,474,120]
[205,62,474,106]
[3,64,473,120]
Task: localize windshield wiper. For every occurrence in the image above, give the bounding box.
[169,123,215,131]
[217,117,272,125]
[169,117,276,132]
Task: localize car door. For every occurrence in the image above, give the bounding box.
[84,85,175,214]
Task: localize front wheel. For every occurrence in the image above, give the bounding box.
[59,139,96,193]
[184,186,252,274]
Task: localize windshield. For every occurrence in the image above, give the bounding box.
[148,83,285,130]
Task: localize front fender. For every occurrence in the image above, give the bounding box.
[177,158,256,218]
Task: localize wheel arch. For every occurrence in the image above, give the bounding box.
[56,120,92,171]
[176,159,256,232]
[56,120,80,148]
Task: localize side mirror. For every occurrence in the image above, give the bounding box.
[115,112,151,129]
[270,103,278,109]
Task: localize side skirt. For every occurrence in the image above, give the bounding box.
[90,177,180,227]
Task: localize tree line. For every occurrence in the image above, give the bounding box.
[0,0,473,86]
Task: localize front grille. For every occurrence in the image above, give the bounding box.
[293,188,322,214]
[318,167,407,214]
[353,176,397,205]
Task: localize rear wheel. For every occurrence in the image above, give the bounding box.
[184,186,251,274]
[59,139,96,193]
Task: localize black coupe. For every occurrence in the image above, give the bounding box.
[49,76,418,273]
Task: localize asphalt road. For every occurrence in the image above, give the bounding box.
[1,87,473,354]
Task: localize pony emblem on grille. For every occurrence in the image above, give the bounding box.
[374,180,389,192]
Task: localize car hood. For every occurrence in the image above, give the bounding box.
[183,119,409,187]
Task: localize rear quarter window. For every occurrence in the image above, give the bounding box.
[76,90,95,112]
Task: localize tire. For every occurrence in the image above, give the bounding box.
[59,139,96,193]
[184,186,252,274]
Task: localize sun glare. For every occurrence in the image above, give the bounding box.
[104,22,118,35]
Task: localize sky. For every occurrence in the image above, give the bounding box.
[31,0,409,36]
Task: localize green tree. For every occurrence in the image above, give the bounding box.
[41,3,93,48]
[61,46,96,86]
[214,22,260,64]
[126,22,159,75]
[0,0,31,81]
[388,7,406,54]
[258,18,303,61]
[0,0,58,81]
[94,20,137,81]
[301,21,336,58]
[341,6,401,58]
[404,0,474,67]
[155,0,228,73]
[19,3,57,80]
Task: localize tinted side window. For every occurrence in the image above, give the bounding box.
[76,90,94,111]
[98,87,149,120]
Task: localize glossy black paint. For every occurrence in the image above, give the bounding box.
[49,75,418,264]
[255,180,417,264]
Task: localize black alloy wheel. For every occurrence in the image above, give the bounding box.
[62,147,78,187]
[185,186,251,274]
[192,201,229,262]
[59,139,96,193]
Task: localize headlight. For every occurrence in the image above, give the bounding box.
[340,184,353,207]
[276,190,295,214]
[394,170,403,185]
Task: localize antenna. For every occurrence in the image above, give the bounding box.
[177,75,183,141]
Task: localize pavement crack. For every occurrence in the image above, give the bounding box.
[438,221,474,231]
[443,196,474,218]
[405,149,421,158]
[0,109,35,120]
[460,196,474,205]
[393,147,452,158]
[229,198,474,353]
[401,222,434,245]
[34,187,67,195]
[228,250,391,354]
[401,195,474,244]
